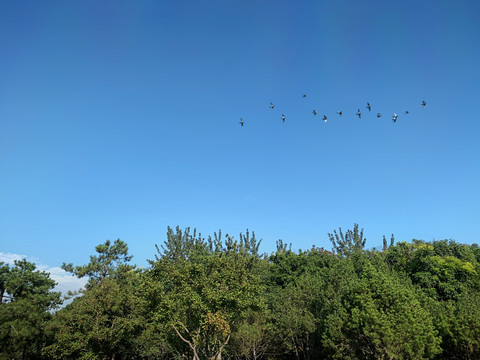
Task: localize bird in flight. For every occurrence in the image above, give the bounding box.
[422,100,426,108]
[356,109,361,119]
[377,113,382,118]
[323,115,327,123]
[392,113,398,123]
[337,111,342,116]
[303,94,307,98]
[281,114,286,123]
[240,118,244,127]
[313,110,317,116]
[366,102,371,111]
[270,102,274,109]
[405,111,409,114]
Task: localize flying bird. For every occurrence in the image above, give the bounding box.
[322,115,327,123]
[337,111,342,116]
[239,118,244,127]
[422,100,426,108]
[281,114,286,123]
[405,111,409,114]
[366,102,371,111]
[270,102,274,109]
[377,113,382,118]
[356,109,361,119]
[392,113,398,123]
[303,94,307,98]
[313,110,317,116]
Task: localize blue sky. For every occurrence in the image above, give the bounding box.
[1,1,480,279]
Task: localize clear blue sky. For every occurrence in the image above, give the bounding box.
[1,0,480,270]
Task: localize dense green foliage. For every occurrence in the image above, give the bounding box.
[0,260,62,359]
[2,224,480,359]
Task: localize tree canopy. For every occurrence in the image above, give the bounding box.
[3,225,480,359]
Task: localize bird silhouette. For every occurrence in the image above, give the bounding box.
[422,100,426,108]
[405,111,409,114]
[322,115,327,123]
[240,118,244,127]
[377,113,382,118]
[270,102,274,109]
[281,114,286,123]
[366,102,371,111]
[356,109,361,119]
[303,94,307,98]
[392,113,398,123]
[337,111,342,116]
[313,110,317,116]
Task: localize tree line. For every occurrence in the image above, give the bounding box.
[1,224,480,359]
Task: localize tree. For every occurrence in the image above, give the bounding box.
[328,224,366,257]
[44,273,152,360]
[0,259,61,359]
[271,276,319,360]
[146,227,265,360]
[230,308,272,360]
[319,259,441,359]
[45,240,153,359]
[61,239,134,286]
[429,289,480,359]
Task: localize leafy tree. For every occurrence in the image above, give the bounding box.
[271,275,319,360]
[429,289,480,359]
[45,240,153,359]
[0,259,61,359]
[385,240,479,300]
[61,239,134,286]
[319,259,441,359]
[230,308,272,360]
[44,273,151,360]
[328,223,366,257]
[147,227,265,360]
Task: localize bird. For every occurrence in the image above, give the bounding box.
[270,102,274,109]
[281,114,286,123]
[377,113,382,118]
[303,94,307,98]
[356,109,361,119]
[337,111,342,116]
[366,102,371,111]
[239,118,244,127]
[322,115,327,123]
[392,113,398,123]
[405,111,409,114]
[422,100,426,108]
[313,110,317,116]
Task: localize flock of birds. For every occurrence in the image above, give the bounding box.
[239,95,427,127]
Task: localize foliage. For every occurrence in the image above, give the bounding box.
[0,259,61,360]
[61,239,134,287]
[44,273,150,360]
[44,240,153,360]
[319,259,441,359]
[328,223,366,257]
[2,225,480,360]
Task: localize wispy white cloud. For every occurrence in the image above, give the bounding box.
[0,252,35,265]
[0,252,87,296]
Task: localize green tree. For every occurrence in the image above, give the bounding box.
[146,227,265,360]
[328,223,366,257]
[230,308,272,360]
[0,259,61,359]
[385,240,479,300]
[45,240,154,359]
[320,259,441,359]
[44,273,152,360]
[61,239,134,285]
[429,289,480,359]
